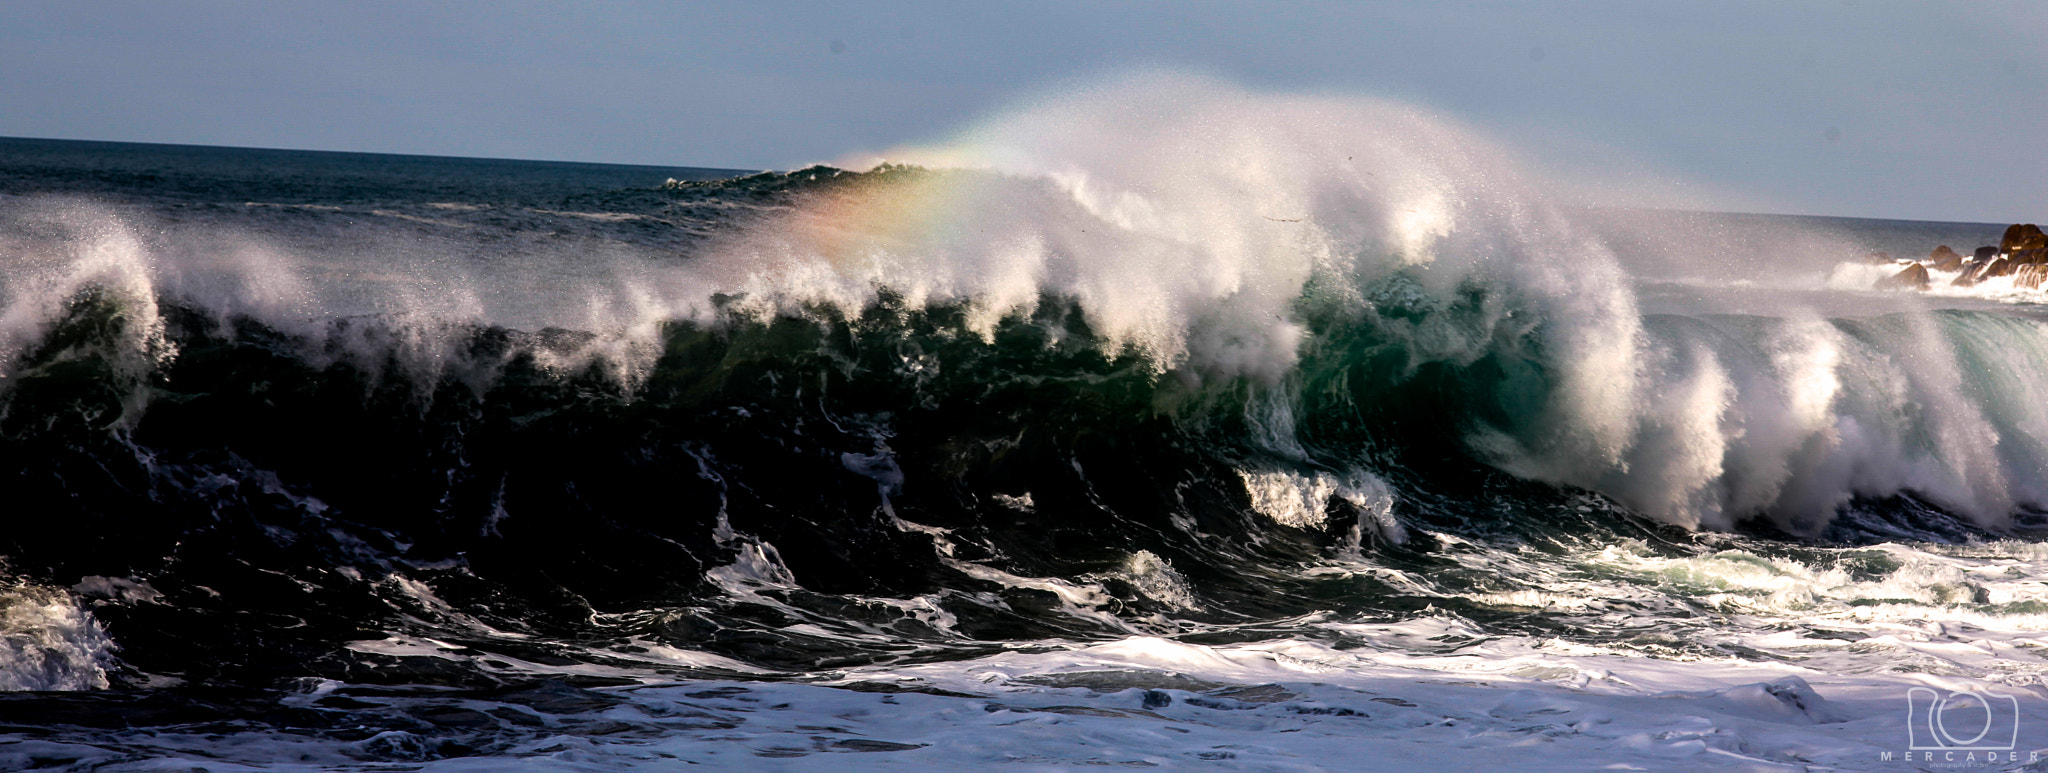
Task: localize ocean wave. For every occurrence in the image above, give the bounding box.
[2,77,2044,697]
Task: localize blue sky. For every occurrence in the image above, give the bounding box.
[2,1,2043,221]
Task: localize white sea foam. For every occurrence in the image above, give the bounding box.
[0,583,115,692]
[1111,550,1198,612]
[29,615,2047,770]
[14,518,2048,769]
[1237,467,1401,546]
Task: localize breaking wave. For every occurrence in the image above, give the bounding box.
[0,75,2041,693]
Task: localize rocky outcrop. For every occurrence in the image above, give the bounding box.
[1955,260,1988,286]
[1961,249,2047,286]
[1875,262,1931,291]
[1953,247,2003,285]
[1982,256,2015,280]
[1927,245,1965,272]
[2004,223,2047,255]
[1871,224,2041,292]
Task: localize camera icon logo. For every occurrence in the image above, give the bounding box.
[1905,686,2020,752]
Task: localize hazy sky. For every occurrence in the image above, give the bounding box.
[2,1,2043,222]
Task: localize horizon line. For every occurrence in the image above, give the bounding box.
[0,134,2025,228]
[0,134,759,176]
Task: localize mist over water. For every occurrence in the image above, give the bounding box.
[2,77,2047,770]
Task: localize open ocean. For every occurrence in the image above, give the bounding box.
[5,84,2048,771]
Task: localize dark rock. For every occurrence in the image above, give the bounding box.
[1874,262,1931,291]
[1927,246,1965,272]
[2017,247,2048,266]
[2002,223,2047,255]
[1955,259,1987,286]
[1954,247,2014,286]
